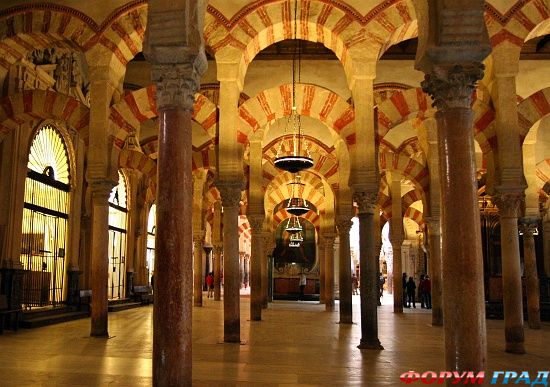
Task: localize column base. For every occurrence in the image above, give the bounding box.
[527,318,541,330]
[90,330,109,338]
[339,318,353,324]
[357,339,384,350]
[505,342,525,354]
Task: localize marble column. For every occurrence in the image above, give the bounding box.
[354,192,383,350]
[422,63,487,371]
[261,232,271,308]
[337,219,353,323]
[147,58,205,385]
[425,217,443,326]
[519,219,541,329]
[193,233,205,307]
[318,239,326,303]
[90,180,115,337]
[324,235,336,311]
[213,244,222,301]
[249,216,263,321]
[494,193,525,353]
[390,177,404,313]
[218,183,242,343]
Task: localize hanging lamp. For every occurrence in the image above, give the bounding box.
[285,215,302,234]
[286,174,310,216]
[273,0,313,174]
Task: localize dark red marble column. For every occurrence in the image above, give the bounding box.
[325,236,335,311]
[423,65,487,373]
[520,219,541,329]
[337,219,353,323]
[90,181,114,337]
[218,184,242,342]
[249,216,263,321]
[153,105,194,385]
[193,233,204,307]
[355,192,383,350]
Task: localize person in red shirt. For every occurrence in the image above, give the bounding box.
[206,272,214,298]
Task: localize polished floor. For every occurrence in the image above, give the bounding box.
[0,294,549,386]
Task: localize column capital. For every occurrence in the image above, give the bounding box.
[424,217,441,236]
[494,192,524,218]
[89,179,116,201]
[421,63,485,110]
[151,62,202,112]
[519,217,539,237]
[353,191,378,215]
[193,232,205,244]
[212,244,223,255]
[247,215,264,232]
[323,234,337,245]
[217,182,243,208]
[336,219,353,234]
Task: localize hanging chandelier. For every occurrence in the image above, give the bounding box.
[285,215,302,234]
[286,174,309,216]
[273,0,313,174]
[289,231,303,247]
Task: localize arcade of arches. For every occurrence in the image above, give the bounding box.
[0,0,549,385]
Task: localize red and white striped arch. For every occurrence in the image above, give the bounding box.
[239,83,355,146]
[119,148,156,179]
[377,87,495,154]
[518,87,550,139]
[0,89,89,140]
[379,152,429,194]
[485,0,550,49]
[109,85,217,149]
[272,208,321,230]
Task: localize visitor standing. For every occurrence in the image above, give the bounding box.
[406,276,416,308]
[206,272,214,298]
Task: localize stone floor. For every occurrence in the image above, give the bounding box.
[0,294,549,386]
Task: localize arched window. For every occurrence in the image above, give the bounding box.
[108,171,128,299]
[146,204,156,286]
[20,124,70,308]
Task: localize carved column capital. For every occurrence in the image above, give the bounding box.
[323,234,336,247]
[151,62,201,112]
[424,216,441,236]
[519,218,539,237]
[217,183,242,208]
[248,215,264,233]
[353,191,378,215]
[193,232,205,245]
[421,63,485,110]
[494,192,524,218]
[336,219,353,235]
[89,179,116,202]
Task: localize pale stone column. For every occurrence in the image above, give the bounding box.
[218,183,242,343]
[337,218,353,323]
[249,216,263,321]
[261,231,271,308]
[494,193,525,353]
[390,177,404,313]
[354,192,383,350]
[193,232,205,307]
[324,235,336,311]
[89,180,115,337]
[318,238,326,303]
[425,217,443,326]
[519,219,541,329]
[422,63,487,372]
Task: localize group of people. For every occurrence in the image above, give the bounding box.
[402,273,432,309]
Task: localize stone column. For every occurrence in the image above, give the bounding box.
[89,180,115,337]
[193,232,205,307]
[213,244,222,301]
[422,63,487,371]
[494,193,525,353]
[261,231,271,308]
[218,183,242,343]
[390,177,404,313]
[324,235,336,311]
[249,216,263,321]
[337,218,353,323]
[425,217,443,326]
[318,238,326,303]
[519,218,541,329]
[354,192,383,350]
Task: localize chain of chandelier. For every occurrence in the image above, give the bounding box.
[274,0,313,248]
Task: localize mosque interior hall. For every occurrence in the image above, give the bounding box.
[0,0,550,385]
